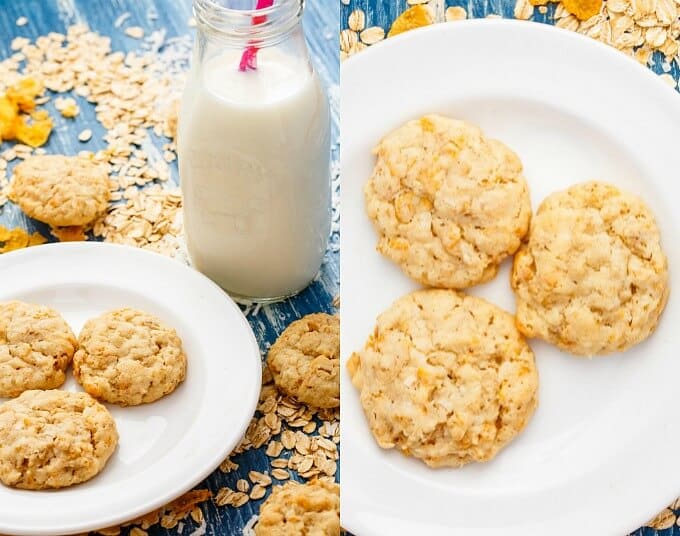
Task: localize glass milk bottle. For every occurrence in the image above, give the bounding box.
[179,0,331,301]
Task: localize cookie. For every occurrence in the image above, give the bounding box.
[348,289,538,468]
[9,154,110,227]
[511,181,669,356]
[255,479,340,536]
[73,308,187,406]
[0,301,77,398]
[267,313,339,409]
[0,390,118,489]
[365,114,531,289]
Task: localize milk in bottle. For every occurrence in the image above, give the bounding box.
[179,0,331,301]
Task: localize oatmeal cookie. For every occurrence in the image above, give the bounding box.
[9,154,110,227]
[0,301,77,398]
[0,390,118,489]
[255,479,340,536]
[348,289,538,468]
[511,181,669,356]
[365,114,531,288]
[267,313,339,408]
[73,308,187,406]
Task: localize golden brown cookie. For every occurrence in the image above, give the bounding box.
[267,313,339,409]
[511,181,669,356]
[255,479,340,536]
[348,289,538,468]
[73,308,187,406]
[0,301,77,398]
[0,390,118,489]
[9,154,110,226]
[365,114,531,289]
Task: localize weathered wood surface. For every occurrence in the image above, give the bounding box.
[0,1,339,535]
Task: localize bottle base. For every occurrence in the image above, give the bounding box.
[225,285,308,304]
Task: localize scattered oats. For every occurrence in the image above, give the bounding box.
[271,458,289,469]
[220,458,239,473]
[271,468,290,481]
[215,487,235,507]
[248,471,272,486]
[360,26,386,45]
[316,436,337,452]
[288,418,311,428]
[114,12,131,28]
[125,26,145,39]
[231,492,250,508]
[163,150,176,162]
[78,128,93,142]
[55,96,80,118]
[348,9,366,32]
[556,13,580,30]
[93,186,183,257]
[297,457,314,473]
[339,29,359,53]
[514,0,535,19]
[407,0,430,4]
[249,485,266,500]
[446,6,467,21]
[322,460,338,476]
[10,37,29,51]
[129,528,148,536]
[236,479,250,493]
[281,430,296,450]
[16,16,28,27]
[303,421,317,434]
[266,441,284,457]
[190,507,204,524]
[264,412,280,430]
[659,73,677,87]
[539,5,548,12]
[295,432,311,455]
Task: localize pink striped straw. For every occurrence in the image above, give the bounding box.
[239,0,274,71]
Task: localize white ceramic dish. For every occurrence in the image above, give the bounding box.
[341,19,680,536]
[0,242,261,535]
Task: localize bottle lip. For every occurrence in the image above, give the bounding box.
[193,0,303,46]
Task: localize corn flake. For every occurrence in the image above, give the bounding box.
[15,111,53,148]
[0,226,47,253]
[6,78,44,113]
[561,0,602,20]
[0,77,52,147]
[387,5,434,38]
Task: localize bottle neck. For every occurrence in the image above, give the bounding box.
[193,0,303,48]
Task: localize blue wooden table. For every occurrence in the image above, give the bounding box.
[342,2,678,535]
[0,1,338,535]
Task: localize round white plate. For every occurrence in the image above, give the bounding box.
[341,19,680,536]
[0,242,261,535]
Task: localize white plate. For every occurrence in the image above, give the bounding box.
[0,242,261,535]
[341,19,680,536]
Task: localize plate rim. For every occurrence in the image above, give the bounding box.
[0,242,262,535]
